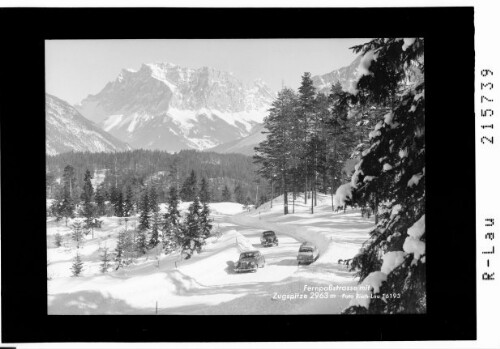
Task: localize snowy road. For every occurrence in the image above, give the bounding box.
[48,197,374,315]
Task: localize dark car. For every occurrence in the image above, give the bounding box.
[297,242,320,265]
[234,250,266,273]
[260,230,279,247]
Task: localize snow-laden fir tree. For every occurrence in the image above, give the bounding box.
[100,247,111,273]
[341,38,425,314]
[162,186,181,253]
[180,196,204,259]
[71,252,84,277]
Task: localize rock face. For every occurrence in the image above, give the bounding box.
[76,63,275,152]
[312,55,362,94]
[46,93,131,155]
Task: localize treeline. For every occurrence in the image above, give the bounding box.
[46,149,270,205]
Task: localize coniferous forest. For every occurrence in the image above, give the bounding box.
[254,38,425,313]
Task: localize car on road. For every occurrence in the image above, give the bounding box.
[234,250,266,273]
[260,230,279,247]
[297,242,320,265]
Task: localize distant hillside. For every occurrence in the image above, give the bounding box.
[207,123,267,156]
[46,93,130,155]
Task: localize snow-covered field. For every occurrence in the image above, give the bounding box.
[47,194,374,314]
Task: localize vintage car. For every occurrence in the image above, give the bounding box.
[260,230,279,247]
[297,242,320,265]
[234,250,266,273]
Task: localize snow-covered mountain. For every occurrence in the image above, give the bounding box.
[46,94,131,155]
[312,55,362,94]
[76,63,275,152]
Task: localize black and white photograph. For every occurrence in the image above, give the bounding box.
[1,5,481,345]
[45,37,426,315]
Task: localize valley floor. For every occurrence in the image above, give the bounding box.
[47,194,374,314]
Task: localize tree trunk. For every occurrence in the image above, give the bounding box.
[282,171,288,215]
[304,175,308,204]
[331,186,334,211]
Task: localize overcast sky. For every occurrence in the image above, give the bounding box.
[46,39,370,105]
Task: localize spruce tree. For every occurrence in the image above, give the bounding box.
[199,202,213,239]
[180,170,197,201]
[162,186,181,253]
[136,229,148,256]
[115,230,126,270]
[199,177,211,204]
[342,38,426,314]
[61,166,76,226]
[94,185,107,217]
[100,247,111,273]
[71,252,84,277]
[221,185,232,202]
[123,185,134,217]
[80,170,94,219]
[138,189,150,231]
[180,196,203,259]
[234,183,245,204]
[70,218,87,248]
[148,186,160,248]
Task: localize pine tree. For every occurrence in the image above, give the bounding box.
[180,196,203,259]
[162,186,181,253]
[298,72,317,205]
[180,170,197,201]
[71,252,84,277]
[342,38,426,314]
[221,185,232,202]
[100,247,111,273]
[254,87,299,214]
[54,233,63,247]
